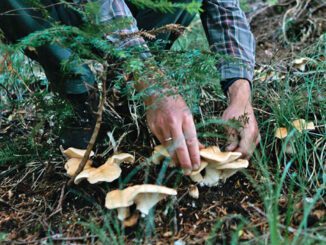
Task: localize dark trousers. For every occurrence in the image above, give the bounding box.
[0,0,196,95]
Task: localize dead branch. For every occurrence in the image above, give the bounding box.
[68,61,108,186]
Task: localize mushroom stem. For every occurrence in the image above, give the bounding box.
[117,207,131,221]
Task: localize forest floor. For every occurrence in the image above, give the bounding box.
[0,1,325,244]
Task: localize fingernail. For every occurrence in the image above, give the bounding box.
[194,163,200,170]
[183,169,192,176]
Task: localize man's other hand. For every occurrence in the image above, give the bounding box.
[222,79,260,159]
[145,93,203,175]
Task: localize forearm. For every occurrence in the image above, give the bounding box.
[200,0,256,92]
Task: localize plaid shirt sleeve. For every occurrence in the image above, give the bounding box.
[95,0,150,58]
[200,0,256,84]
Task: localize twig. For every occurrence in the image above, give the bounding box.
[2,235,98,245]
[68,61,108,186]
[47,184,65,219]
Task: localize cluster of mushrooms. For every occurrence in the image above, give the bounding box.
[63,145,249,223]
[152,145,248,187]
[275,119,315,154]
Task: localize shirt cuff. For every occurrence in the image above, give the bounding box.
[218,60,254,82]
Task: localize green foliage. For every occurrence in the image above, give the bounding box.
[0,233,7,242]
[128,0,202,14]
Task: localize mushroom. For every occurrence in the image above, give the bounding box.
[202,165,222,187]
[292,57,310,71]
[151,145,176,167]
[200,146,241,164]
[123,212,140,227]
[74,153,134,184]
[188,185,199,199]
[191,161,208,175]
[64,158,93,177]
[63,147,94,159]
[215,159,249,170]
[189,146,249,187]
[292,119,315,132]
[275,127,288,139]
[105,184,177,219]
[189,161,208,183]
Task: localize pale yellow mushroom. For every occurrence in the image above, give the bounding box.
[105,184,177,219]
[105,153,135,165]
[215,159,249,170]
[189,161,207,183]
[202,165,222,187]
[190,161,208,175]
[151,145,176,167]
[275,127,288,139]
[188,185,199,199]
[189,146,249,187]
[64,158,93,177]
[292,57,310,71]
[63,147,94,159]
[74,153,134,184]
[200,146,241,164]
[292,119,315,132]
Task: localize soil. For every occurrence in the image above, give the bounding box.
[1,1,325,244]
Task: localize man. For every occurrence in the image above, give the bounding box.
[0,0,260,174]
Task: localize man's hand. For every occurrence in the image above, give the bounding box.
[222,79,260,159]
[145,93,202,175]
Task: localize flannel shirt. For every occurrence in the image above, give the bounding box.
[81,0,256,84]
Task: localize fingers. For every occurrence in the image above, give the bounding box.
[235,127,260,159]
[183,116,201,170]
[199,142,206,149]
[159,126,179,166]
[225,127,239,151]
[170,123,193,175]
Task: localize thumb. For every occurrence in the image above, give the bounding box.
[226,128,239,151]
[198,142,206,150]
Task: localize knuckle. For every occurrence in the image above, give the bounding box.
[186,137,197,146]
[183,113,194,123]
[167,116,178,127]
[176,145,187,153]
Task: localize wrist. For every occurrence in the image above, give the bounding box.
[228,79,251,105]
[143,86,177,107]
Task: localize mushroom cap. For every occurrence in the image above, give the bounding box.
[74,153,134,184]
[275,127,288,139]
[190,173,204,183]
[189,158,249,186]
[292,119,315,132]
[200,146,241,164]
[64,158,92,177]
[105,184,177,215]
[75,162,122,184]
[105,153,134,165]
[215,159,249,170]
[190,161,208,176]
[63,147,94,159]
[188,185,199,199]
[151,145,176,167]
